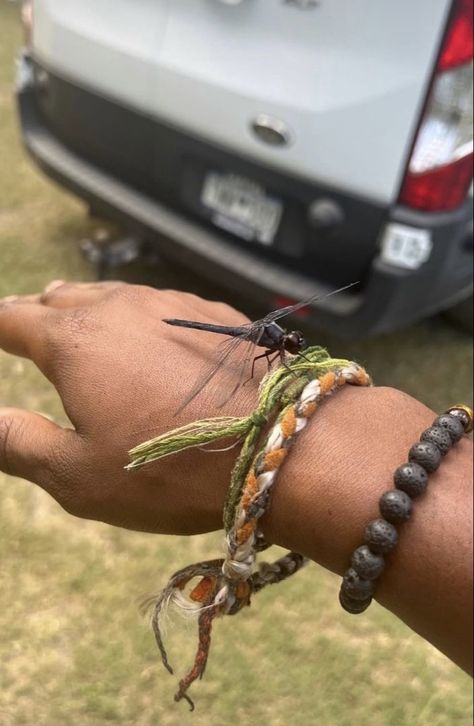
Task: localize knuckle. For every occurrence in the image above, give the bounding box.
[177,291,204,305]
[40,281,69,304]
[160,290,241,321]
[111,284,166,317]
[41,310,89,366]
[49,308,97,350]
[62,306,94,334]
[121,285,161,311]
[213,301,246,324]
[214,300,236,316]
[115,283,149,302]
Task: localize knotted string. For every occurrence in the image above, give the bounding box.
[128,347,371,709]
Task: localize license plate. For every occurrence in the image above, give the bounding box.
[201,172,282,245]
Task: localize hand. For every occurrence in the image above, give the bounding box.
[0,282,258,534]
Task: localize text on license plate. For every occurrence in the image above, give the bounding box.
[201,172,283,245]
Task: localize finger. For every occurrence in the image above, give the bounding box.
[0,300,55,364]
[0,407,79,498]
[40,280,124,308]
[0,293,42,304]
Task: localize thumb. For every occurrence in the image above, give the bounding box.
[0,408,78,495]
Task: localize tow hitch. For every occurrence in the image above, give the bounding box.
[79,229,159,280]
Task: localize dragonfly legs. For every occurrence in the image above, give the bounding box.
[243,347,304,390]
[246,348,308,387]
[297,351,312,364]
[248,350,281,382]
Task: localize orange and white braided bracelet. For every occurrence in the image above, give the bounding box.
[142,358,371,709]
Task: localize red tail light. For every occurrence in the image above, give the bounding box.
[438,0,474,70]
[399,0,473,212]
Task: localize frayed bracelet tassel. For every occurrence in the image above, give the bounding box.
[130,349,371,708]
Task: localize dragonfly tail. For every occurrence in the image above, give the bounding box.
[163,319,248,338]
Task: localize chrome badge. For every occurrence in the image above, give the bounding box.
[251,114,292,147]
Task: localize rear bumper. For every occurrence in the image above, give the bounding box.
[16,53,473,336]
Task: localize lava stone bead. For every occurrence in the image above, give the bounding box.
[394,462,428,498]
[379,489,412,523]
[421,425,452,456]
[339,588,372,614]
[447,408,470,431]
[409,441,441,473]
[433,413,464,443]
[351,545,385,580]
[364,518,398,554]
[341,568,376,600]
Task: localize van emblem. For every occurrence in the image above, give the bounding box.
[251,114,292,147]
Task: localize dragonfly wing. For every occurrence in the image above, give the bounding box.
[175,324,256,413]
[263,281,359,324]
[214,337,258,409]
[213,317,278,408]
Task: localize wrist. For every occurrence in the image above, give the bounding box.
[259,385,436,573]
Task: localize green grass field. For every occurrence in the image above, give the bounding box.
[0,3,472,724]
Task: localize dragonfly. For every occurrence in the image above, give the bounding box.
[164,282,357,412]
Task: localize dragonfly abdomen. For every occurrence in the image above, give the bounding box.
[163,319,249,339]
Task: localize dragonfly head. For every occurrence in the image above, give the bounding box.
[284,330,306,354]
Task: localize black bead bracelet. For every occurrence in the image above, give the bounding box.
[339,405,473,614]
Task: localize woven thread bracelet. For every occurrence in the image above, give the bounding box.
[127,347,371,709]
[339,404,473,614]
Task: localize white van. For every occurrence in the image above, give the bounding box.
[17,0,473,334]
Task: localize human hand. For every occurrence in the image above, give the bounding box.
[0,282,258,534]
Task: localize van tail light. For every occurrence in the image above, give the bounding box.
[21,1,34,50]
[398,0,473,212]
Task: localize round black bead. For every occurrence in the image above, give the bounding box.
[379,489,412,524]
[409,441,441,473]
[364,518,398,554]
[420,425,452,456]
[341,568,376,600]
[339,588,372,614]
[351,545,385,580]
[447,408,470,430]
[394,462,428,498]
[433,414,464,443]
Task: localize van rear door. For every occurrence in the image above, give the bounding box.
[34,0,451,202]
[150,0,451,203]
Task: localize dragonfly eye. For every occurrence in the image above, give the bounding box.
[285,331,306,354]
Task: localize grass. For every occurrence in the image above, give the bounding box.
[0,2,472,724]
